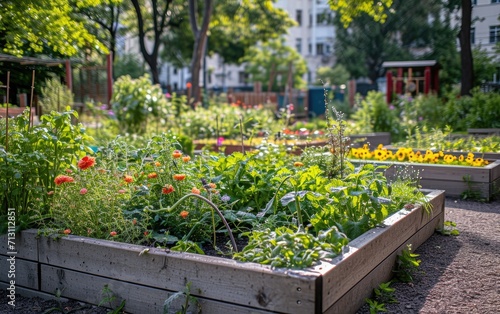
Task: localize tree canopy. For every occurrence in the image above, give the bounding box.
[242,38,307,92]
[0,0,107,57]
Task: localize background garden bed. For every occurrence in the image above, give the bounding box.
[355,159,500,201]
[0,190,444,313]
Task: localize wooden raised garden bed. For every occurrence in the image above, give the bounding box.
[356,159,500,201]
[1,190,445,314]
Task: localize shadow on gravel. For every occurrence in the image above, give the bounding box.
[357,229,462,313]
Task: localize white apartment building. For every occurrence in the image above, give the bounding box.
[122,0,336,92]
[471,0,500,63]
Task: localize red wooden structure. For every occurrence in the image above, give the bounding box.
[382,60,440,103]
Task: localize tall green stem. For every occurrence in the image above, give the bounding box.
[147,193,238,252]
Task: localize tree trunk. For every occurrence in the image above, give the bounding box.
[189,0,214,108]
[459,0,473,96]
[131,0,172,85]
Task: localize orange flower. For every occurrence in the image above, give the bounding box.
[173,174,186,181]
[124,175,134,183]
[162,184,175,194]
[98,168,107,174]
[191,187,201,195]
[208,182,216,189]
[144,231,149,236]
[182,156,191,162]
[110,231,117,237]
[186,82,192,89]
[172,150,182,159]
[155,161,161,167]
[148,172,158,179]
[132,218,137,225]
[180,211,189,219]
[294,161,304,167]
[54,175,74,185]
[63,229,71,235]
[78,156,96,170]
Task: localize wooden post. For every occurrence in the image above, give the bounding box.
[107,53,113,107]
[29,70,35,129]
[433,67,440,93]
[396,67,403,94]
[424,67,431,94]
[65,60,72,91]
[386,71,393,104]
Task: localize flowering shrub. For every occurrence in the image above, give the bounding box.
[350,144,489,167]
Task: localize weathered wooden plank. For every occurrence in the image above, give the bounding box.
[38,234,318,313]
[418,179,489,199]
[40,265,275,314]
[0,256,39,290]
[316,190,444,311]
[384,162,492,183]
[323,207,445,314]
[0,229,38,261]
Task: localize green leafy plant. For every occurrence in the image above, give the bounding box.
[393,244,421,283]
[163,282,200,314]
[461,174,483,200]
[437,220,460,236]
[365,281,397,314]
[98,284,126,314]
[0,109,92,233]
[111,74,170,134]
[365,298,387,314]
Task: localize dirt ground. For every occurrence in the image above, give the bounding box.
[1,196,499,314]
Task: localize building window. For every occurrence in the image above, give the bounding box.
[316,43,324,55]
[238,71,249,84]
[490,25,500,43]
[173,68,178,74]
[296,10,302,26]
[295,38,302,53]
[471,28,475,44]
[309,13,312,27]
[308,43,312,55]
[491,0,500,4]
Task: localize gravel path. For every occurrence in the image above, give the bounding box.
[1,197,499,314]
[358,196,500,314]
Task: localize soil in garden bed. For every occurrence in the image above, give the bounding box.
[200,233,248,257]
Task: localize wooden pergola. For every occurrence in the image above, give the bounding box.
[382,60,440,103]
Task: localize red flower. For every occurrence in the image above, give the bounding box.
[54,175,74,185]
[186,82,192,89]
[148,172,158,179]
[180,211,189,219]
[173,174,186,181]
[144,231,149,236]
[172,150,182,159]
[162,184,175,194]
[63,229,71,235]
[124,175,134,183]
[80,188,88,195]
[78,156,96,170]
[110,231,117,237]
[132,218,137,225]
